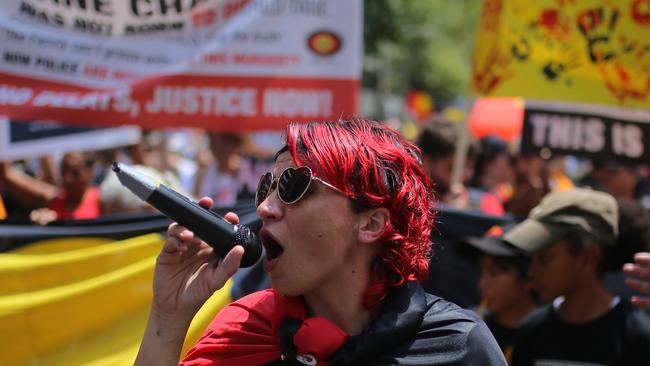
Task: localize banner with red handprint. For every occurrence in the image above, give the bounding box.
[472,0,650,110]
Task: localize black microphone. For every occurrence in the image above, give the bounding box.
[112,162,262,267]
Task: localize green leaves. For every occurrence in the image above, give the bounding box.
[363,0,481,109]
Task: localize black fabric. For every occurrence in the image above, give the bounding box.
[329,282,506,365]
[483,313,518,363]
[511,299,650,366]
[277,317,303,364]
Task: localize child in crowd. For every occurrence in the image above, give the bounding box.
[504,188,650,365]
[460,224,537,363]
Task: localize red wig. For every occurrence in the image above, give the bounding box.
[285,117,435,308]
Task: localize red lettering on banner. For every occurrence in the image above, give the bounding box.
[632,0,650,25]
[223,0,251,20]
[83,65,108,80]
[112,70,138,81]
[232,54,301,66]
[202,53,227,64]
[192,9,218,28]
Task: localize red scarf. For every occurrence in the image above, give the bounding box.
[180,290,347,365]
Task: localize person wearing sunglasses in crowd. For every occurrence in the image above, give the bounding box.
[134,118,506,365]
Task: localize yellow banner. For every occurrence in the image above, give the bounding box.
[471,0,650,109]
[0,234,233,366]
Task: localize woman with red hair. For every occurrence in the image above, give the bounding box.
[135,118,505,365]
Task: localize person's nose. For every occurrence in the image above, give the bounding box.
[256,189,282,221]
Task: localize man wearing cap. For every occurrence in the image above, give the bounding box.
[503,188,650,366]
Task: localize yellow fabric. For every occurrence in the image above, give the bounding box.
[472,0,650,109]
[0,234,234,366]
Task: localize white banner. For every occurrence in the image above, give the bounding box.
[0,0,362,130]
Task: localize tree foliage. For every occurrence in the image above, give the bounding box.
[364,0,482,110]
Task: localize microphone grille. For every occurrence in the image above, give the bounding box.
[234,225,262,267]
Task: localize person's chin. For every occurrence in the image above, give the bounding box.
[270,281,303,297]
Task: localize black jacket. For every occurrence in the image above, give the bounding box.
[283,282,506,365]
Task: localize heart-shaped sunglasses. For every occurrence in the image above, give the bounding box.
[255,166,343,207]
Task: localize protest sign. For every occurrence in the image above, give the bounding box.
[521,100,650,163]
[0,0,361,130]
[472,0,650,110]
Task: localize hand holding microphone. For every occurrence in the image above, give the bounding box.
[112,162,263,316]
[112,162,262,267]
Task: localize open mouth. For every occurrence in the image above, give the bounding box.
[261,232,284,260]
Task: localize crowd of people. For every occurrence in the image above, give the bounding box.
[0,129,276,224]
[2,118,650,365]
[415,121,650,219]
[417,121,650,364]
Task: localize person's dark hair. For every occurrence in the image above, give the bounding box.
[209,131,244,146]
[592,158,636,171]
[481,253,538,302]
[416,124,476,162]
[284,117,435,309]
[564,228,610,277]
[470,135,508,188]
[62,152,94,169]
[564,199,650,276]
[488,254,530,281]
[609,199,650,270]
[416,127,455,160]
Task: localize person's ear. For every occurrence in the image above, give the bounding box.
[358,207,390,244]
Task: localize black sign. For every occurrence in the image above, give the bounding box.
[9,120,105,143]
[521,102,650,164]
